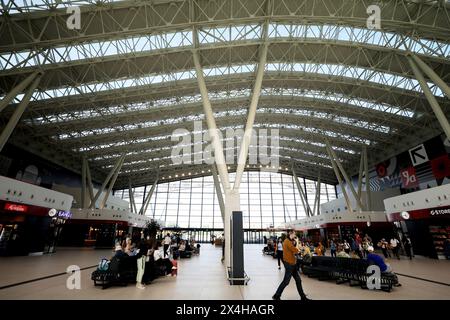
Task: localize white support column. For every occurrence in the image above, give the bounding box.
[314,173,321,216]
[408,58,450,139]
[100,154,125,209]
[0,75,41,152]
[363,146,372,211]
[0,72,38,113]
[129,182,137,214]
[89,155,124,209]
[141,176,159,215]
[357,150,365,210]
[325,141,363,211]
[211,165,225,221]
[192,48,230,192]
[326,145,353,213]
[410,55,450,98]
[85,159,95,204]
[233,21,269,191]
[192,35,237,270]
[81,156,87,208]
[292,168,312,217]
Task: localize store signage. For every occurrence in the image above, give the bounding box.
[48,208,71,219]
[430,208,450,216]
[4,203,28,212]
[57,210,72,219]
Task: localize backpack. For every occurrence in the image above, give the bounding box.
[97,258,110,271]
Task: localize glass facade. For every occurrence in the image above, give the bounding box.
[116,171,336,229]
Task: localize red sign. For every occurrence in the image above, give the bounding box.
[387,206,450,222]
[4,203,28,212]
[400,166,419,188]
[430,154,450,180]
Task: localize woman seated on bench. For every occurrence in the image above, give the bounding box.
[154,241,175,276]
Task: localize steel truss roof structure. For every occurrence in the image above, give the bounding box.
[0,0,449,189]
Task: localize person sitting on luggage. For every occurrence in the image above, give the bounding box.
[366,246,401,287]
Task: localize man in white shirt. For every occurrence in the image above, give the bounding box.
[163,233,171,257]
[390,237,400,260]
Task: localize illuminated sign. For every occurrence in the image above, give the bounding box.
[57,210,72,219]
[4,203,28,212]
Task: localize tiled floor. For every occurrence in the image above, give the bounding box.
[0,244,449,300]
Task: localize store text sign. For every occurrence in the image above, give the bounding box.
[4,203,28,212]
[430,208,450,216]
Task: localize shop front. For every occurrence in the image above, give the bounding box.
[59,219,130,248]
[0,201,71,256]
[387,206,450,259]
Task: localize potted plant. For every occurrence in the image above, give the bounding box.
[144,219,161,241]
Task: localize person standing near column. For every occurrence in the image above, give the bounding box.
[272,230,309,301]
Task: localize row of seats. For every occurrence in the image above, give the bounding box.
[91,255,167,289]
[301,256,399,292]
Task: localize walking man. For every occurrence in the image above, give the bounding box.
[272,230,309,301]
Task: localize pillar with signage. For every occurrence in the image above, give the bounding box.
[228,211,246,285]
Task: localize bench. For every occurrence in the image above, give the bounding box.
[91,255,138,289]
[302,256,399,292]
[91,255,167,289]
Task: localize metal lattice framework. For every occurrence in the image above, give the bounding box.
[0,0,449,188]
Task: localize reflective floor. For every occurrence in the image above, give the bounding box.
[0,244,449,300]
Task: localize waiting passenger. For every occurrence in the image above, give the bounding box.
[275,238,283,270]
[135,240,149,289]
[163,233,171,258]
[314,243,323,256]
[330,240,337,258]
[343,240,350,254]
[377,238,390,258]
[337,245,350,258]
[124,238,135,256]
[402,236,413,260]
[366,246,401,287]
[154,242,174,276]
[113,244,127,258]
[390,237,400,260]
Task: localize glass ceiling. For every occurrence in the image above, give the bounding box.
[1,23,448,70]
[54,105,390,140]
[27,87,415,125]
[86,135,356,163]
[8,61,443,105]
[73,122,370,158]
[101,144,335,170]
